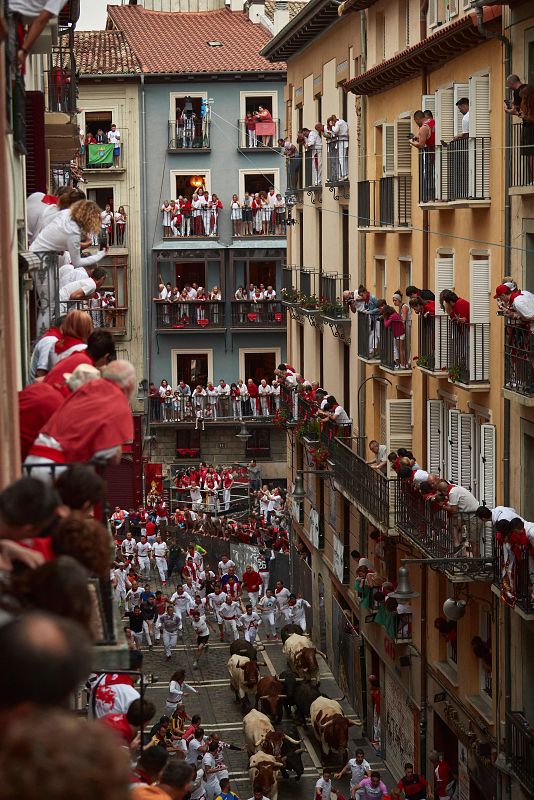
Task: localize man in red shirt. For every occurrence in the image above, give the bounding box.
[241,564,263,608]
[98,697,156,745]
[397,763,431,800]
[441,290,470,324]
[43,330,116,396]
[429,752,451,800]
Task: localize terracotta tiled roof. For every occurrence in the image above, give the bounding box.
[107,5,286,75]
[263,0,309,22]
[72,30,141,75]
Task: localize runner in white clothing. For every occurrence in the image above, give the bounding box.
[152,535,168,584]
[170,585,194,636]
[125,583,143,612]
[207,586,228,641]
[159,604,181,661]
[218,596,242,642]
[286,594,311,633]
[121,532,136,559]
[257,589,278,639]
[165,669,198,716]
[203,743,224,800]
[238,605,261,644]
[112,563,130,605]
[191,609,210,669]
[136,536,152,580]
[218,556,235,576]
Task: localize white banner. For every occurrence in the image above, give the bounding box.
[308,507,319,548]
[458,742,470,800]
[333,535,344,583]
[384,671,415,779]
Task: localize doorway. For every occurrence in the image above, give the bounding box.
[247,261,277,290]
[244,351,276,384]
[84,110,112,137]
[88,187,114,210]
[244,173,275,194]
[317,573,327,654]
[175,353,208,387]
[175,262,206,288]
[175,174,207,199]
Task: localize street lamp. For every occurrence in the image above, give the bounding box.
[235,423,252,440]
[389,566,420,600]
[289,469,334,502]
[356,375,392,456]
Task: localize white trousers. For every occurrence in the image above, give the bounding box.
[223,619,239,641]
[138,556,151,579]
[163,629,178,657]
[223,488,231,511]
[244,628,258,644]
[248,129,257,147]
[115,587,127,604]
[205,780,221,800]
[261,612,276,637]
[247,591,259,609]
[156,556,168,582]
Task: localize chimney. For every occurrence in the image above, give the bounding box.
[273,0,289,34]
[227,0,244,10]
[247,0,265,22]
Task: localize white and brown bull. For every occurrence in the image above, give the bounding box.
[248,752,284,800]
[243,708,301,757]
[227,654,260,710]
[282,633,325,682]
[310,696,357,765]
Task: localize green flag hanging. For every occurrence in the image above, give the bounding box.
[88,143,114,165]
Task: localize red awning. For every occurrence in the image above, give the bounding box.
[344,6,501,96]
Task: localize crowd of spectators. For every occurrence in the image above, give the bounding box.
[81,122,122,168]
[282,115,349,188]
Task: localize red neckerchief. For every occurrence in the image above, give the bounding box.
[55,335,84,355]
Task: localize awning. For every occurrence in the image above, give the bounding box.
[344,6,502,96]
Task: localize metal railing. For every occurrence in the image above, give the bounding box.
[395,483,493,569]
[504,318,534,397]
[282,266,295,291]
[237,118,280,149]
[231,301,286,327]
[231,205,286,237]
[85,140,124,169]
[379,319,412,370]
[416,315,449,372]
[507,712,534,795]
[45,66,76,115]
[285,154,303,191]
[304,148,322,188]
[168,119,210,150]
[357,310,380,360]
[448,320,490,385]
[155,300,225,329]
[326,135,349,184]
[149,391,279,424]
[162,206,221,237]
[357,177,412,227]
[423,138,490,202]
[93,216,128,249]
[510,123,534,189]
[495,539,534,616]
[64,301,127,333]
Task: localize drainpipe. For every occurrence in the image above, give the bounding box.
[474,7,511,799]
[358,9,367,439]
[140,74,150,398]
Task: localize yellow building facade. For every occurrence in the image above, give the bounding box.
[263,0,534,796]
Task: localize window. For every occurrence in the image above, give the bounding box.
[243,351,277,384]
[525,232,534,293]
[375,257,386,298]
[247,261,277,290]
[375,12,385,61]
[174,261,206,288]
[246,429,271,459]
[174,352,209,387]
[399,0,410,50]
[398,258,412,291]
[434,250,455,311]
[239,92,278,148]
[84,110,112,137]
[176,429,201,459]
[96,254,128,333]
[173,172,209,200]
[241,171,277,196]
[527,26,534,86]
[478,610,492,700]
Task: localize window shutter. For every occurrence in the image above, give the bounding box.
[395,119,412,174]
[446,0,458,20]
[468,75,491,198]
[386,399,413,475]
[383,123,395,176]
[479,423,496,508]
[405,0,410,46]
[453,83,469,137]
[469,254,490,382]
[434,88,454,199]
[427,399,444,475]
[447,408,460,484]
[434,253,455,314]
[462,0,472,9]
[422,94,436,115]
[428,0,438,27]
[25,91,47,194]
[459,413,475,492]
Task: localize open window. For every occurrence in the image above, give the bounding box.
[173,172,209,200]
[84,110,112,138]
[169,93,209,150]
[243,351,277,384]
[94,254,128,333]
[245,429,271,459]
[175,352,209,388]
[239,92,278,149]
[243,172,276,195]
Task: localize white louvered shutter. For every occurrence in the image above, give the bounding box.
[435,88,455,200]
[434,253,455,368]
[479,423,496,508]
[383,123,395,176]
[446,0,458,19]
[395,119,412,174]
[427,399,444,475]
[447,408,460,485]
[469,254,490,382]
[386,399,413,476]
[468,75,491,198]
[428,0,438,27]
[405,0,410,46]
[422,94,436,115]
[459,412,475,492]
[453,83,469,137]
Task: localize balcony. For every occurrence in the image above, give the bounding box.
[379,320,412,374]
[415,315,450,375]
[231,301,286,329]
[303,149,322,197]
[155,300,225,331]
[325,136,349,199]
[503,319,534,404]
[149,395,277,425]
[357,176,412,230]
[285,155,303,199]
[418,138,490,207]
[448,320,490,390]
[357,310,380,362]
[84,141,125,172]
[163,207,221,238]
[232,206,287,238]
[494,539,534,618]
[45,66,76,116]
[168,120,210,151]
[237,119,280,151]
[509,123,534,195]
[507,712,534,795]
[395,483,494,579]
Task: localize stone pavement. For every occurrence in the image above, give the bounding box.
[132,565,396,800]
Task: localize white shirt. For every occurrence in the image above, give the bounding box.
[512,290,534,321]
[306,130,322,151]
[59,277,97,302]
[136,541,152,558]
[208,591,227,611]
[88,673,140,718]
[347,758,371,785]
[202,752,220,785]
[169,680,197,707]
[258,595,277,613]
[239,611,261,630]
[153,541,168,559]
[126,587,143,611]
[218,559,235,575]
[122,538,136,556]
[113,568,128,591]
[412,469,429,486]
[447,485,479,513]
[108,129,121,146]
[187,737,206,765]
[291,599,310,624]
[192,616,209,637]
[275,587,291,608]
[332,405,350,424]
[219,601,241,621]
[190,768,206,800]
[171,592,194,615]
[491,506,520,524]
[332,118,349,137]
[28,332,59,382]
[258,384,272,397]
[59,264,90,289]
[9,0,65,20]
[461,111,470,134]
[316,777,332,800]
[217,383,231,397]
[267,192,277,207]
[30,210,107,269]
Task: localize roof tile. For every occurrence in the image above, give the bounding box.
[72,30,141,75]
[106,5,286,74]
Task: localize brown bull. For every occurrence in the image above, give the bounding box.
[310,696,357,765]
[249,753,284,800]
[256,676,286,723]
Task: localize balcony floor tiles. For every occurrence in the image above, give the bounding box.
[416,365,448,378]
[501,387,534,407]
[380,364,412,377]
[508,186,534,197]
[448,378,491,393]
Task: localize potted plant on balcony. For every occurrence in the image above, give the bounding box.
[309,443,329,469]
[299,294,319,313]
[447,364,462,383]
[273,406,292,428]
[295,417,321,444]
[281,287,301,306]
[319,298,349,321]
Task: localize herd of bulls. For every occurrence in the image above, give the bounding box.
[226,625,358,800]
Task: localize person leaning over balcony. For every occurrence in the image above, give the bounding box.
[495,283,534,327]
[59,266,107,311]
[406,284,435,302]
[12,0,68,68]
[410,110,435,150]
[409,296,435,317]
[366,441,387,471]
[27,186,86,244]
[381,305,407,369]
[43,329,115,395]
[30,199,108,270]
[436,479,480,553]
[440,290,470,324]
[279,137,301,189]
[326,114,349,181]
[518,86,534,182]
[505,74,530,117]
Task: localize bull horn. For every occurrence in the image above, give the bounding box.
[330,695,345,702]
[278,694,287,698]
[283,734,300,744]
[259,695,270,700]
[316,650,327,658]
[294,748,306,755]
[294,677,305,682]
[274,762,285,769]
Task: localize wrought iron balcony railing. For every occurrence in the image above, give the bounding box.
[416,315,449,373]
[448,320,490,385]
[357,310,380,361]
[379,320,412,371]
[168,119,210,150]
[237,118,280,150]
[231,301,286,327]
[494,539,534,616]
[510,123,534,189]
[507,712,534,795]
[504,318,534,398]
[231,206,287,237]
[357,177,412,228]
[155,300,225,330]
[303,149,322,189]
[325,135,349,185]
[149,393,278,424]
[419,138,490,203]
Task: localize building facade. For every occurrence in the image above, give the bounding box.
[263,0,534,796]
